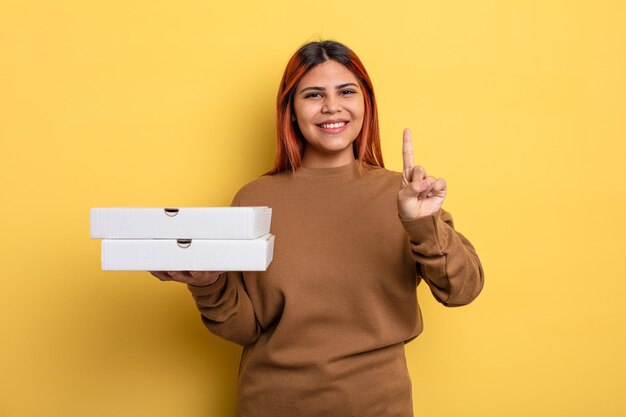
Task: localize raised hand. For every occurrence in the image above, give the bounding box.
[149,270,224,286]
[397,128,447,220]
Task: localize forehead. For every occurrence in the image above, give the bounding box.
[299,60,359,87]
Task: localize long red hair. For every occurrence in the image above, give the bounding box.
[269,40,384,174]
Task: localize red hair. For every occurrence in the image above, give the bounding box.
[269,41,384,174]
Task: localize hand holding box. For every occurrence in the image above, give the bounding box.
[149,271,224,286]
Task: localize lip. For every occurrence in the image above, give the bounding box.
[316,120,349,134]
[318,119,348,125]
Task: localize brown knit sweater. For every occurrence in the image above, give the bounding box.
[187,160,484,417]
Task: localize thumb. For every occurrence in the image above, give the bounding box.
[398,178,429,200]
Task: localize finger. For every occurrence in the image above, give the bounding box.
[411,165,427,183]
[167,271,191,282]
[402,128,414,179]
[150,271,172,281]
[187,271,224,276]
[429,178,447,196]
[191,271,226,286]
[398,177,429,200]
[417,176,437,200]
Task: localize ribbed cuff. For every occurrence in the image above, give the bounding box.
[399,209,443,248]
[186,273,227,296]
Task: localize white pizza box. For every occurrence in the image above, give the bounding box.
[90,207,271,240]
[101,234,275,271]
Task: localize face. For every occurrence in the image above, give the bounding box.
[292,60,365,168]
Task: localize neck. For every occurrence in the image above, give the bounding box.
[301,149,356,169]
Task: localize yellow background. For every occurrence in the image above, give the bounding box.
[1,1,625,416]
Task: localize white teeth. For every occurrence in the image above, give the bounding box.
[320,122,346,129]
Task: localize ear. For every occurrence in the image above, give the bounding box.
[291,115,296,122]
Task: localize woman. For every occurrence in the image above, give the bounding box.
[151,40,484,417]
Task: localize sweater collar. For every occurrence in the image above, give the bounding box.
[294,159,363,180]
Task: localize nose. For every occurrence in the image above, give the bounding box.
[322,96,342,113]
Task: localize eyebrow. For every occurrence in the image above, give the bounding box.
[299,83,360,94]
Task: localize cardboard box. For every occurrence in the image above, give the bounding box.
[90,207,271,239]
[101,234,275,271]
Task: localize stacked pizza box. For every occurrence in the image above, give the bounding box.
[90,207,274,271]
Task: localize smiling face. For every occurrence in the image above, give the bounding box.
[293,60,365,168]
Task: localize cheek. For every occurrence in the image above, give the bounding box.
[351,99,365,124]
[353,106,365,129]
[296,120,309,137]
[294,102,314,124]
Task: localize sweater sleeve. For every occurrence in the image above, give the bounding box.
[400,209,484,307]
[187,272,262,346]
[185,190,262,346]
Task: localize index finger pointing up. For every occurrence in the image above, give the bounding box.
[403,128,414,176]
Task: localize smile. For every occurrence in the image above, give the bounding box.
[319,121,347,129]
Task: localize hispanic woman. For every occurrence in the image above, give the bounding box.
[151,40,484,417]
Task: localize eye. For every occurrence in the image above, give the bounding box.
[304,92,322,99]
[340,89,357,96]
